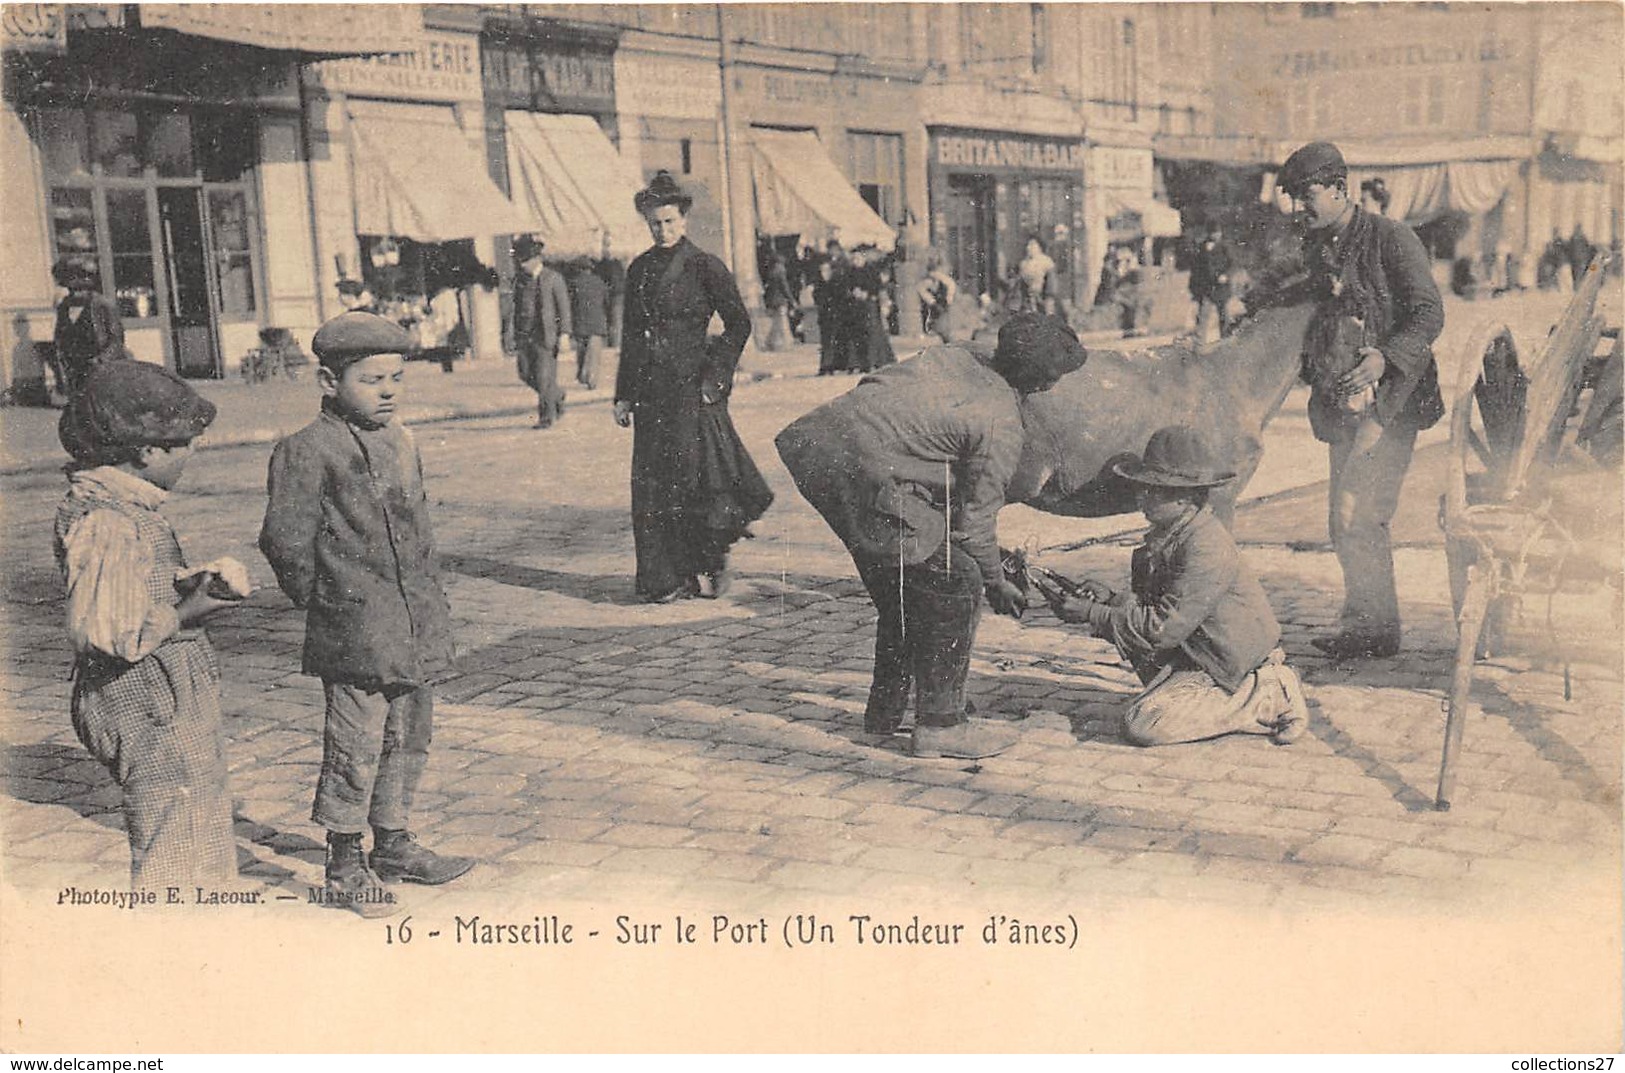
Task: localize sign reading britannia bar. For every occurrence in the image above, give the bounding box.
[930,128,1085,173]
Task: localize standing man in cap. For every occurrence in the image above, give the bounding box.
[54,360,249,887]
[260,311,472,917]
[1044,425,1308,746]
[511,235,572,428]
[51,259,126,399]
[1277,141,1444,659]
[776,313,1086,759]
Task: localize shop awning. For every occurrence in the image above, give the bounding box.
[752,129,896,252]
[1098,190,1183,238]
[139,4,423,56]
[349,103,540,242]
[503,112,652,261]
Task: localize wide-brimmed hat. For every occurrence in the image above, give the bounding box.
[1112,425,1236,488]
[1277,141,1347,196]
[311,312,415,371]
[511,235,546,264]
[989,313,1088,393]
[59,360,216,461]
[633,170,692,216]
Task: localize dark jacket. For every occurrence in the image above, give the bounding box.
[568,267,611,337]
[54,293,126,371]
[1097,505,1281,692]
[513,266,571,351]
[259,405,454,691]
[616,238,752,409]
[1302,206,1445,439]
[1189,240,1232,303]
[775,345,1023,581]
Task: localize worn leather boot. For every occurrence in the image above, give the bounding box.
[370,830,475,886]
[911,718,1021,759]
[325,833,401,919]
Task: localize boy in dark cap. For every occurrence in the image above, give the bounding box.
[1277,140,1444,660]
[259,312,470,918]
[54,360,249,888]
[776,313,1085,759]
[1042,425,1308,746]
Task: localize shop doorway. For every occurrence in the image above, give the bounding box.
[943,174,994,297]
[158,188,220,378]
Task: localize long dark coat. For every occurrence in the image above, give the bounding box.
[616,238,770,597]
[259,405,455,691]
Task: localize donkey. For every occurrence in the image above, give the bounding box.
[1008,294,1325,524]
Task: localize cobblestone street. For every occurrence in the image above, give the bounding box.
[3,343,1619,924]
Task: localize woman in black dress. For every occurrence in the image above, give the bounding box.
[613,172,772,603]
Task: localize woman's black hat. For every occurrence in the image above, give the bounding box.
[634,170,693,216]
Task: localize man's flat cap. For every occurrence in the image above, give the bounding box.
[1278,141,1347,195]
[59,360,216,460]
[990,312,1088,393]
[311,312,415,370]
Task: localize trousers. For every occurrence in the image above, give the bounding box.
[519,338,565,426]
[1327,416,1417,643]
[855,544,983,731]
[312,682,434,834]
[573,334,602,390]
[1123,648,1298,746]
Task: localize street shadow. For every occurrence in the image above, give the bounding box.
[1301,702,1435,812]
[2,742,123,828]
[441,553,645,605]
[1474,677,1620,808]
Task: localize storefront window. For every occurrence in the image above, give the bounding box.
[207,189,256,319]
[196,112,257,183]
[48,187,98,269]
[849,131,903,224]
[105,189,157,319]
[38,109,90,179]
[147,112,194,177]
[91,109,141,178]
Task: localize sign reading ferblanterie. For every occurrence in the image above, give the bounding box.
[307,31,482,103]
[932,130,1085,173]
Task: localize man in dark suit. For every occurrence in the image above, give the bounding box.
[566,257,610,391]
[1280,141,1445,660]
[511,236,572,429]
[1188,228,1234,341]
[52,260,126,398]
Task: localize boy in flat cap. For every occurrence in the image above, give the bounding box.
[1277,140,1444,660]
[776,313,1085,759]
[1042,425,1309,747]
[54,360,249,888]
[259,312,470,918]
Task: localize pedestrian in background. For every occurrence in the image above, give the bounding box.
[54,361,245,889]
[1359,177,1391,217]
[813,259,842,375]
[595,236,627,351]
[512,235,572,429]
[1280,140,1444,661]
[615,171,772,603]
[1188,227,1234,341]
[51,260,126,399]
[776,313,1086,760]
[1043,425,1308,747]
[567,256,610,391]
[260,312,473,918]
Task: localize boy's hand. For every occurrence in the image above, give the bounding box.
[985,578,1027,618]
[175,581,238,626]
[1077,579,1116,603]
[1052,594,1103,628]
[613,400,634,427]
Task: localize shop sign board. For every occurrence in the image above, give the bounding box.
[482,39,616,115]
[1089,146,1154,191]
[307,31,483,103]
[931,128,1085,174]
[616,53,717,120]
[2,3,122,52]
